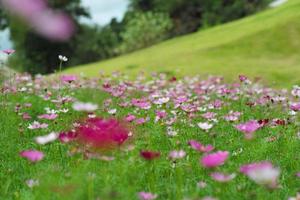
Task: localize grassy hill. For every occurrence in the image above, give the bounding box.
[64,0,300,87]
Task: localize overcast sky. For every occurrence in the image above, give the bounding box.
[0,0,129,49]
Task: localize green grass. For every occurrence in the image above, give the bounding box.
[64,0,300,87]
[1,74,300,200]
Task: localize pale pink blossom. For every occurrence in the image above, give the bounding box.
[20,150,44,162]
[60,75,77,83]
[125,114,136,122]
[235,120,261,139]
[138,192,158,200]
[210,172,236,182]
[2,49,15,55]
[201,151,229,168]
[38,113,58,120]
[198,122,213,131]
[169,150,186,159]
[28,121,48,129]
[240,161,280,188]
[188,140,214,153]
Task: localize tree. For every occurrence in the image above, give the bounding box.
[119,12,172,53]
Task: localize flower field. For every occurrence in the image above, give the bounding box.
[1,72,299,200]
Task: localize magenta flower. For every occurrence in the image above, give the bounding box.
[235,120,261,139]
[138,192,157,200]
[20,150,44,162]
[38,113,58,120]
[210,172,236,182]
[239,75,248,82]
[2,49,15,55]
[140,150,160,160]
[188,140,214,153]
[59,131,77,143]
[240,161,280,188]
[76,118,131,150]
[201,151,229,168]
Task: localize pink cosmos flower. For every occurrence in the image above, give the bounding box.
[210,172,236,182]
[76,118,131,150]
[201,151,229,168]
[235,120,261,139]
[188,140,214,153]
[2,49,15,55]
[38,113,58,120]
[28,121,48,129]
[240,161,280,188]
[138,192,158,200]
[131,98,151,110]
[169,150,186,159]
[20,150,44,162]
[239,75,248,82]
[60,75,77,83]
[125,114,136,122]
[224,111,241,122]
[22,112,32,120]
[290,103,300,111]
[291,85,300,97]
[135,118,147,125]
[201,112,216,120]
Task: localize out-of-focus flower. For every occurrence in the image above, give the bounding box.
[138,192,158,200]
[26,179,39,188]
[235,120,261,139]
[35,132,58,145]
[1,0,74,41]
[58,55,68,62]
[72,102,98,112]
[210,172,236,182]
[140,150,160,160]
[60,75,77,83]
[240,161,280,188]
[28,121,48,129]
[288,193,300,200]
[292,85,300,97]
[125,114,136,122]
[198,122,213,131]
[201,151,229,168]
[76,118,131,150]
[20,150,44,162]
[290,103,300,111]
[38,113,58,120]
[169,150,186,159]
[188,140,214,153]
[2,49,15,55]
[59,131,77,143]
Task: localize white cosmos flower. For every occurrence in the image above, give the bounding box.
[198,122,213,130]
[35,132,58,145]
[72,102,98,112]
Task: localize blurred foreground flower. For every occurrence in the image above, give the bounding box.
[20,150,44,162]
[235,120,261,139]
[240,161,280,188]
[76,118,131,150]
[201,151,229,168]
[1,0,74,41]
